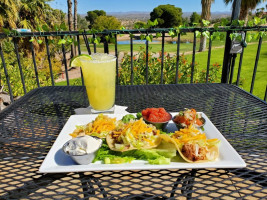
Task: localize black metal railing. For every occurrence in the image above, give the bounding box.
[0,26,266,104]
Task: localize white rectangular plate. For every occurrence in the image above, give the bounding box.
[39,113,246,173]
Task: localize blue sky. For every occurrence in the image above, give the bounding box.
[49,0,267,14]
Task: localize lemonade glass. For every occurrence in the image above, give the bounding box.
[80,53,116,113]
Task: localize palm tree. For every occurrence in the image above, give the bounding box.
[19,0,48,30]
[73,0,77,56]
[0,0,19,29]
[74,0,78,31]
[67,0,74,57]
[224,0,266,24]
[67,0,73,31]
[199,0,215,52]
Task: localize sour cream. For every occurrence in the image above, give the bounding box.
[64,135,102,156]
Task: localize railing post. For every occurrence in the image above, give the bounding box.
[221,0,241,83]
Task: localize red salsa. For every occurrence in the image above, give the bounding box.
[142,108,171,122]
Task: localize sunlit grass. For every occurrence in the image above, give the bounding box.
[62,36,267,100]
[185,42,267,100]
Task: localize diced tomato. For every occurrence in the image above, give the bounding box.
[142,109,148,116]
[191,108,197,115]
[174,115,185,124]
[174,108,203,127]
[196,119,203,126]
[142,107,171,122]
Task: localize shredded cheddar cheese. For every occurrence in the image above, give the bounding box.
[70,114,117,138]
[171,125,218,147]
[90,115,116,133]
[118,118,155,137]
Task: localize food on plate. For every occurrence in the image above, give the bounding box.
[142,107,171,122]
[141,108,172,130]
[121,114,136,123]
[63,135,102,156]
[69,114,123,138]
[93,141,177,165]
[67,112,218,165]
[106,118,161,152]
[173,108,205,129]
[62,135,103,165]
[160,125,220,162]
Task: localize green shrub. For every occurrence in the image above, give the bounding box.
[118,47,222,85]
[0,39,61,97]
[198,62,222,83]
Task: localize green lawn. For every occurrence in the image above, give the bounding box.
[63,36,267,100]
[80,35,226,53]
[80,32,266,54]
[55,78,80,86]
[184,42,267,100]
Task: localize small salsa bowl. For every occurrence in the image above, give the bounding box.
[143,112,172,130]
[62,135,102,165]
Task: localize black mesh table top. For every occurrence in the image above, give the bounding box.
[0,84,266,199]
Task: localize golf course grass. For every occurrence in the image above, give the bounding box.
[59,35,267,100]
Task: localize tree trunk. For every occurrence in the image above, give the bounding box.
[73,0,78,56]
[199,0,212,52]
[201,0,212,20]
[67,0,74,58]
[199,35,207,52]
[74,0,78,30]
[67,0,73,31]
[239,7,249,25]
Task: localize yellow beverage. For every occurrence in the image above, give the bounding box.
[80,53,116,111]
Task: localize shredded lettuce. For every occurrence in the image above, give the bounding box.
[93,141,135,164]
[92,142,111,162]
[148,157,171,165]
[90,131,109,138]
[93,143,177,165]
[153,149,176,158]
[104,156,135,164]
[75,125,85,129]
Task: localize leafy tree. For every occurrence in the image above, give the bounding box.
[134,21,146,29]
[49,9,66,26]
[0,40,61,96]
[211,16,231,24]
[18,0,54,30]
[224,0,266,24]
[0,0,65,31]
[182,17,190,26]
[0,0,19,29]
[150,4,183,28]
[92,16,121,30]
[85,10,106,26]
[77,14,88,30]
[190,12,201,25]
[199,0,215,52]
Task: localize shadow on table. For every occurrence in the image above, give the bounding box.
[54,148,76,165]
[229,168,267,187]
[79,170,196,199]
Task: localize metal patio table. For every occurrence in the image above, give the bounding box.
[0,83,266,199]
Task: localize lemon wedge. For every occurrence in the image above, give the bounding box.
[70,54,92,67]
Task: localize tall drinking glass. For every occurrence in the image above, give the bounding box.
[80,53,116,113]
